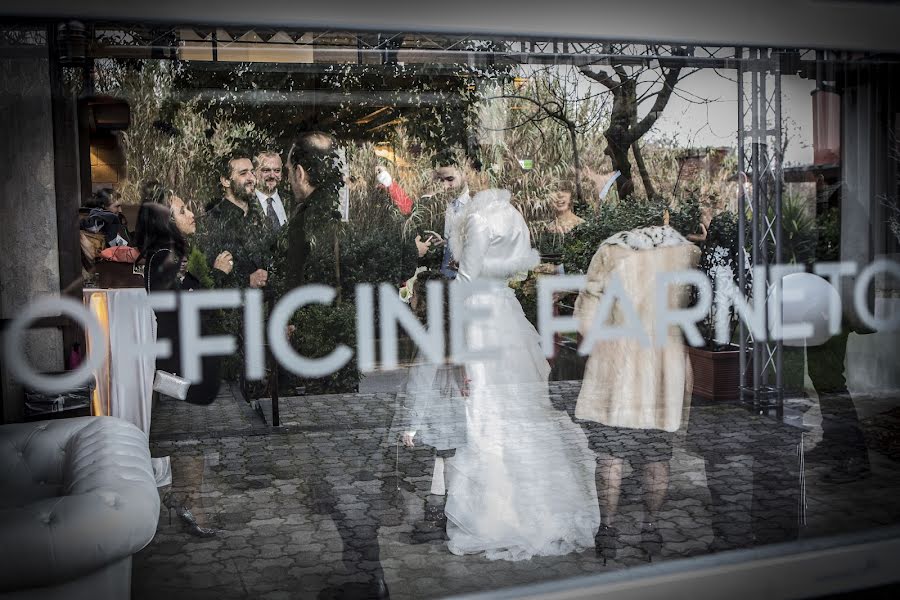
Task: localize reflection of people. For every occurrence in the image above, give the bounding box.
[434,158,471,278]
[198,150,271,290]
[135,180,230,538]
[574,225,699,562]
[135,180,232,405]
[444,188,601,561]
[545,181,585,234]
[281,132,391,598]
[375,165,413,215]
[395,270,467,525]
[282,131,341,290]
[253,150,288,230]
[83,187,130,245]
[806,328,872,483]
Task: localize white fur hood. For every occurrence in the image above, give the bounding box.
[452,189,541,280]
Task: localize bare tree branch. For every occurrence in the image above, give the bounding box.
[632,63,682,141]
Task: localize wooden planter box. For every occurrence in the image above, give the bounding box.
[687,345,746,401]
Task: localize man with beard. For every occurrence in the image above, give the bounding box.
[196,149,281,401]
[281,131,343,290]
[253,150,288,231]
[411,154,471,278]
[282,131,393,598]
[199,150,271,290]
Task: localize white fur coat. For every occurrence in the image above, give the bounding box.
[574,226,700,432]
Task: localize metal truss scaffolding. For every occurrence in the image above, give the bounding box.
[737,47,785,408]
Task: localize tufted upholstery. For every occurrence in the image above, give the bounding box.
[0,417,159,598]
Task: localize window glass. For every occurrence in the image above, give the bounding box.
[1,24,898,598]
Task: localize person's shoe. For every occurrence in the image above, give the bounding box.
[640,521,663,562]
[821,457,872,484]
[423,495,447,525]
[373,577,390,599]
[595,524,620,566]
[162,491,218,537]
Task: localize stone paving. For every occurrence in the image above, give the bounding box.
[134,379,900,599]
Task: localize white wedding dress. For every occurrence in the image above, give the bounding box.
[444,189,601,561]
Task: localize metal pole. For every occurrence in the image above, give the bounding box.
[736,46,748,396]
[774,52,785,401]
[750,47,762,397]
[759,51,770,399]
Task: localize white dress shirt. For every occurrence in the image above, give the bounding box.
[443,188,471,254]
[441,188,471,278]
[255,189,287,226]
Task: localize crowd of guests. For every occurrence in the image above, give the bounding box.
[80,132,611,405]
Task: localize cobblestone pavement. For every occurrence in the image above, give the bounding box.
[134,380,900,599]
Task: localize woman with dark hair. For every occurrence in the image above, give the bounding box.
[135,180,233,537]
[135,180,233,403]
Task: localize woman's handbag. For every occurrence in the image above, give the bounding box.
[146,248,191,401]
[153,369,191,401]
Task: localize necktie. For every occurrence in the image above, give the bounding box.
[266,197,282,232]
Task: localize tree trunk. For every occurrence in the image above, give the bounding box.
[334,233,342,304]
[604,135,634,198]
[632,142,656,199]
[604,79,638,199]
[567,123,584,203]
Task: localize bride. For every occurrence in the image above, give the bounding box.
[444,188,601,561]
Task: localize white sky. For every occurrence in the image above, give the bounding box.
[647,68,816,166]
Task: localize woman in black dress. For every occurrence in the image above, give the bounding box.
[134,180,233,536]
[135,180,233,404]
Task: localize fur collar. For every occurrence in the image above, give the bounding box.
[601,225,690,250]
[449,188,511,259]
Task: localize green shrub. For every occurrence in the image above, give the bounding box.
[695,210,747,348]
[560,196,701,273]
[768,194,817,265]
[815,206,841,263]
[290,302,360,394]
[186,246,215,289]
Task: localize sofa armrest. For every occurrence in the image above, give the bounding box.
[0,417,159,592]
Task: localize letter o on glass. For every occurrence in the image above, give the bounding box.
[3,296,108,394]
[854,259,900,332]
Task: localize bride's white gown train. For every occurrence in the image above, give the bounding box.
[444,189,601,561]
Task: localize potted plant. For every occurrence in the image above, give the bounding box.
[686,211,751,401]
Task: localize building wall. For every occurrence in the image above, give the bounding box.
[90,132,126,191]
[0,43,64,422]
[842,64,900,396]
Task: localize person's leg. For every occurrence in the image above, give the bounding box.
[597,454,625,525]
[704,457,754,551]
[424,449,455,523]
[750,446,801,545]
[641,460,670,521]
[807,330,870,479]
[594,453,625,563]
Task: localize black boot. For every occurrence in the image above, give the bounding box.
[640,521,663,562]
[595,524,619,566]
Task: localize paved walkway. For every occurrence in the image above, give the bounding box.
[134,380,900,599]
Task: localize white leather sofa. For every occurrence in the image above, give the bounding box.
[0,416,160,599]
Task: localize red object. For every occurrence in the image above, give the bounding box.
[812,89,841,165]
[99,246,141,263]
[68,346,83,370]
[386,181,413,215]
